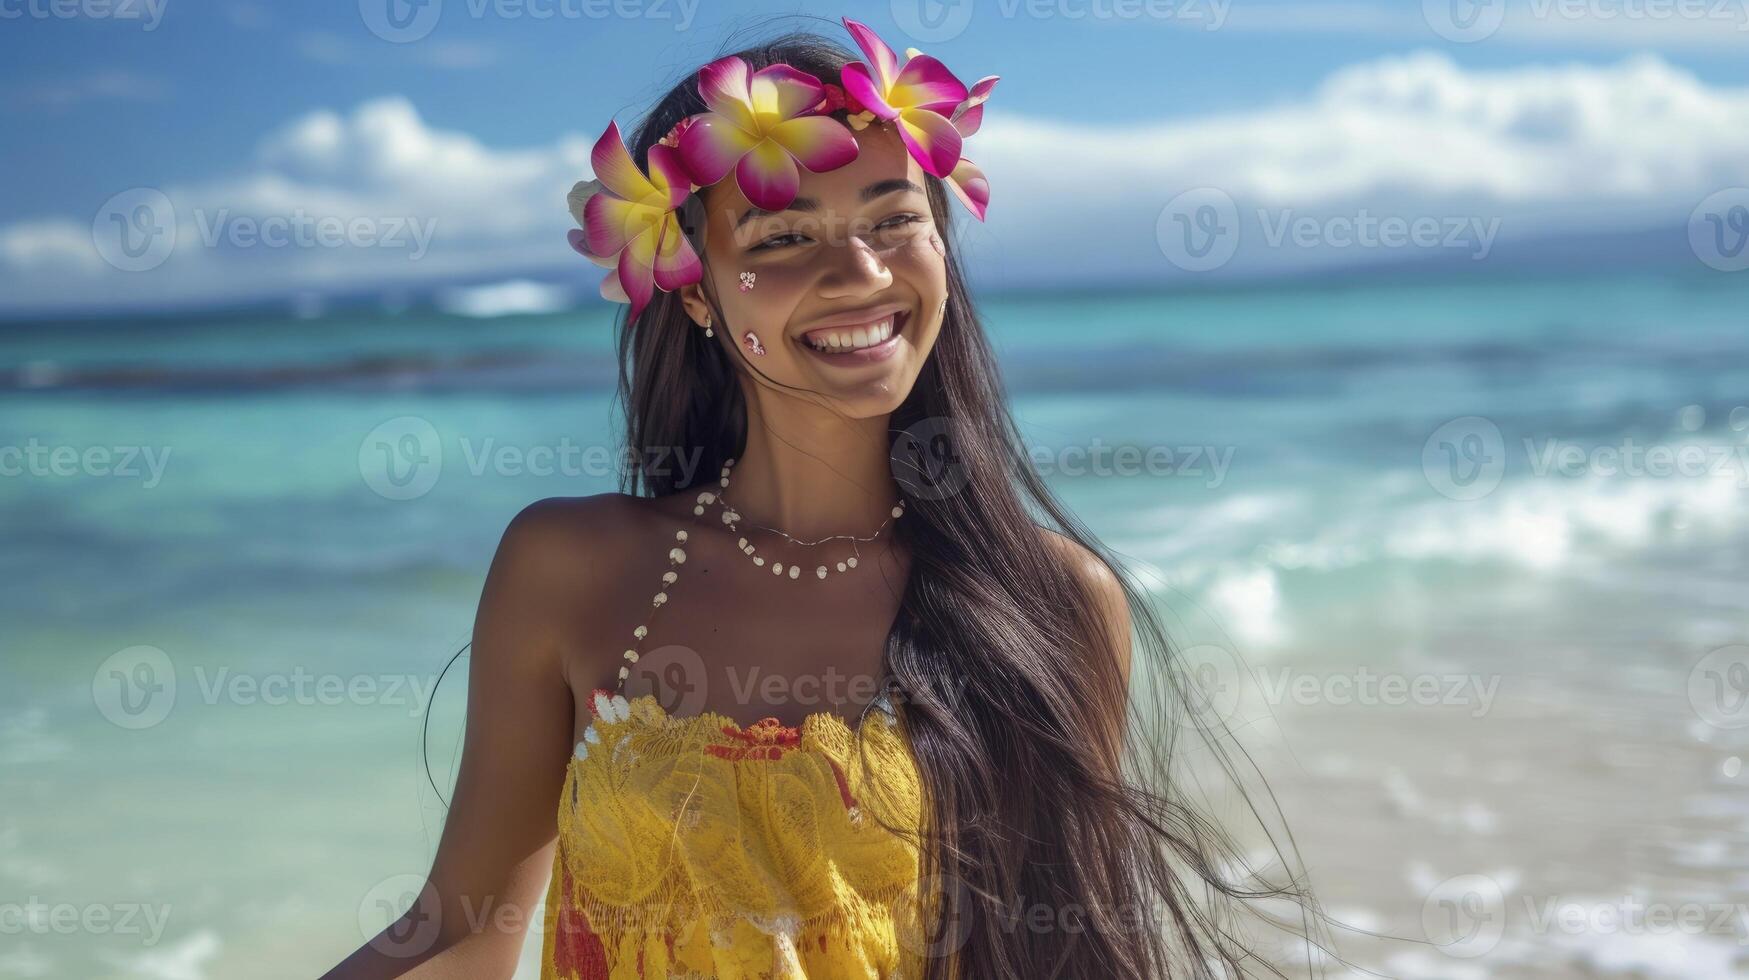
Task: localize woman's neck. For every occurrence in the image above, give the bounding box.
[726,403,902,542]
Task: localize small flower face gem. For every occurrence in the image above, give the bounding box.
[743,331,767,356]
[739,271,756,292]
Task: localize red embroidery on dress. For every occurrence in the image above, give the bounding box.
[704,717,803,761]
[554,864,609,979]
[826,756,858,811]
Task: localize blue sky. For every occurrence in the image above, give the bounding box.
[5,0,1749,314]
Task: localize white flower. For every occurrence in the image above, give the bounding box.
[592,691,630,723]
[574,724,600,761]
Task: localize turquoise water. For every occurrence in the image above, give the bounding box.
[4,271,1748,978]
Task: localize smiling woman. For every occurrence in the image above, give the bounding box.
[321,17,1332,980]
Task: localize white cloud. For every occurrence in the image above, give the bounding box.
[980,50,1749,213]
[968,50,1749,283]
[0,96,590,312]
[3,51,1748,312]
[0,220,106,275]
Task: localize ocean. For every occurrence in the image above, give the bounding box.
[3,270,1747,978]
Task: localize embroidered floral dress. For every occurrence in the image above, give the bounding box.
[540,690,929,979]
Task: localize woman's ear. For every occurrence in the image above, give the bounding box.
[679,282,712,328]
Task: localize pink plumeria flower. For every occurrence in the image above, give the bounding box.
[566,121,701,320]
[839,18,970,180]
[677,55,860,212]
[943,74,998,221]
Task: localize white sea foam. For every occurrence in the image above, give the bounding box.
[101,929,220,980]
[436,278,571,318]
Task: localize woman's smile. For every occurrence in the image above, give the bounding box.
[794,306,911,365]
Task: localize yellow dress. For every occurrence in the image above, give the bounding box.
[540,688,929,979]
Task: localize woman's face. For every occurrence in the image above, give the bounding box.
[681,122,948,418]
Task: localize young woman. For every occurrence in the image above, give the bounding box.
[327,19,1325,980]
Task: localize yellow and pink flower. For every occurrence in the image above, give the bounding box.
[839,18,970,180]
[566,121,701,319]
[677,56,861,212]
[944,74,998,221]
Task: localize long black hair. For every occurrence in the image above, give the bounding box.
[431,18,1345,979]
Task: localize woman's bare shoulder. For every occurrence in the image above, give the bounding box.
[493,492,667,574]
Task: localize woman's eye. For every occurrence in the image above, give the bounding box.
[877,214,923,231]
[751,232,809,252]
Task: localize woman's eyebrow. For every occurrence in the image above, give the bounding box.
[733,179,926,230]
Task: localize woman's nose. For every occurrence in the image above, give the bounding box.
[817,235,893,300]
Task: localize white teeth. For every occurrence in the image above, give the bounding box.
[805,315,896,352]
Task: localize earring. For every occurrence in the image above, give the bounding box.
[702,313,713,338]
[743,331,766,356]
[738,271,756,292]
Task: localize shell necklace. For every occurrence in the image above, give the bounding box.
[614,457,906,685]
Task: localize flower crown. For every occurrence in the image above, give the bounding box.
[566,17,998,318]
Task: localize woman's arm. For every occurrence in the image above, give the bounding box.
[323,499,600,980]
